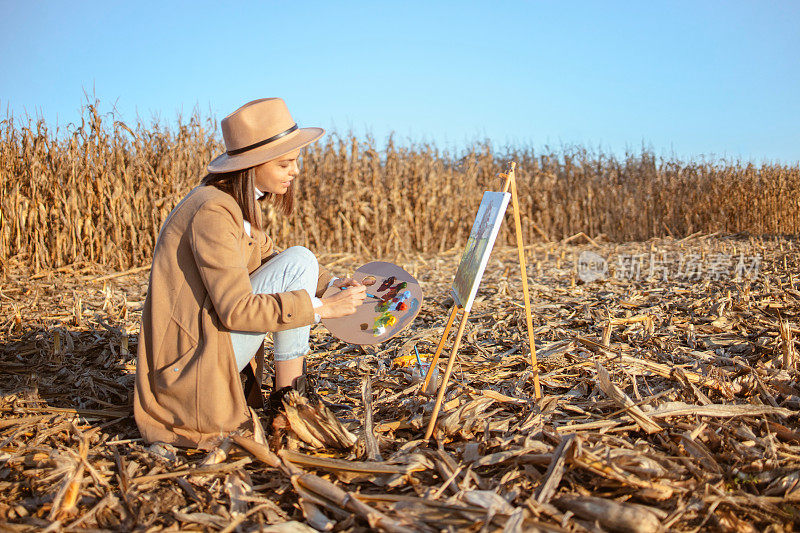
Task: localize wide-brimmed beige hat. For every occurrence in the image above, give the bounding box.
[207,98,324,173]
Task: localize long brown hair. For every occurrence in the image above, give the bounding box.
[200,167,294,231]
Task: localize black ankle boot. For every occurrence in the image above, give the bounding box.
[267,365,317,415]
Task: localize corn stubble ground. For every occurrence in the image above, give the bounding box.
[2,235,799,531]
[1,107,800,531]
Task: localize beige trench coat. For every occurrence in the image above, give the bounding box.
[133,185,332,449]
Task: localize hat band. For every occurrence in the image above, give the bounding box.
[226,124,299,156]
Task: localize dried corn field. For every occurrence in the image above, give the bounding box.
[1,234,799,531]
[3,104,800,273]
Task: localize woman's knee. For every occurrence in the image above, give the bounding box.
[279,246,319,287]
[250,245,319,294]
[281,246,317,266]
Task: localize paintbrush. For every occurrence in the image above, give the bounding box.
[338,286,382,300]
[414,346,423,371]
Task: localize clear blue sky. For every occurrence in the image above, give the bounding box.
[1,1,798,163]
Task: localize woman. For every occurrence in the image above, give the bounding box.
[134,98,365,449]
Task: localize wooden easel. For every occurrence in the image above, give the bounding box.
[421,162,541,440]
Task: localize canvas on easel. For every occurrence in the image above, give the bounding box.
[421,162,541,440]
[451,192,510,313]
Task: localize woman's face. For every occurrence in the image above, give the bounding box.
[253,149,301,194]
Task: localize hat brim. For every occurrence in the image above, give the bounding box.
[207,127,325,173]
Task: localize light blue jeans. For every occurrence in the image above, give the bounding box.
[230,246,319,372]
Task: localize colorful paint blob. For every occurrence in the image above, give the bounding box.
[378,276,396,292]
[379,281,408,302]
[399,298,420,322]
[372,309,400,336]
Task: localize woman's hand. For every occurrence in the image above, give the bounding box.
[318,284,366,318]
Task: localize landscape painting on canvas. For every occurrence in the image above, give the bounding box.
[451,191,511,312]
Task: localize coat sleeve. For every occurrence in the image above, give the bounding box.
[259,232,278,264]
[189,201,315,332]
[315,263,334,297]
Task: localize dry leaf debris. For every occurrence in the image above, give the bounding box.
[1,235,799,531]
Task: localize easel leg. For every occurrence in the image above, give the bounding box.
[510,176,542,398]
[421,304,459,392]
[423,310,471,440]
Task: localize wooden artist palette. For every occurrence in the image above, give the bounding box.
[322,261,423,345]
